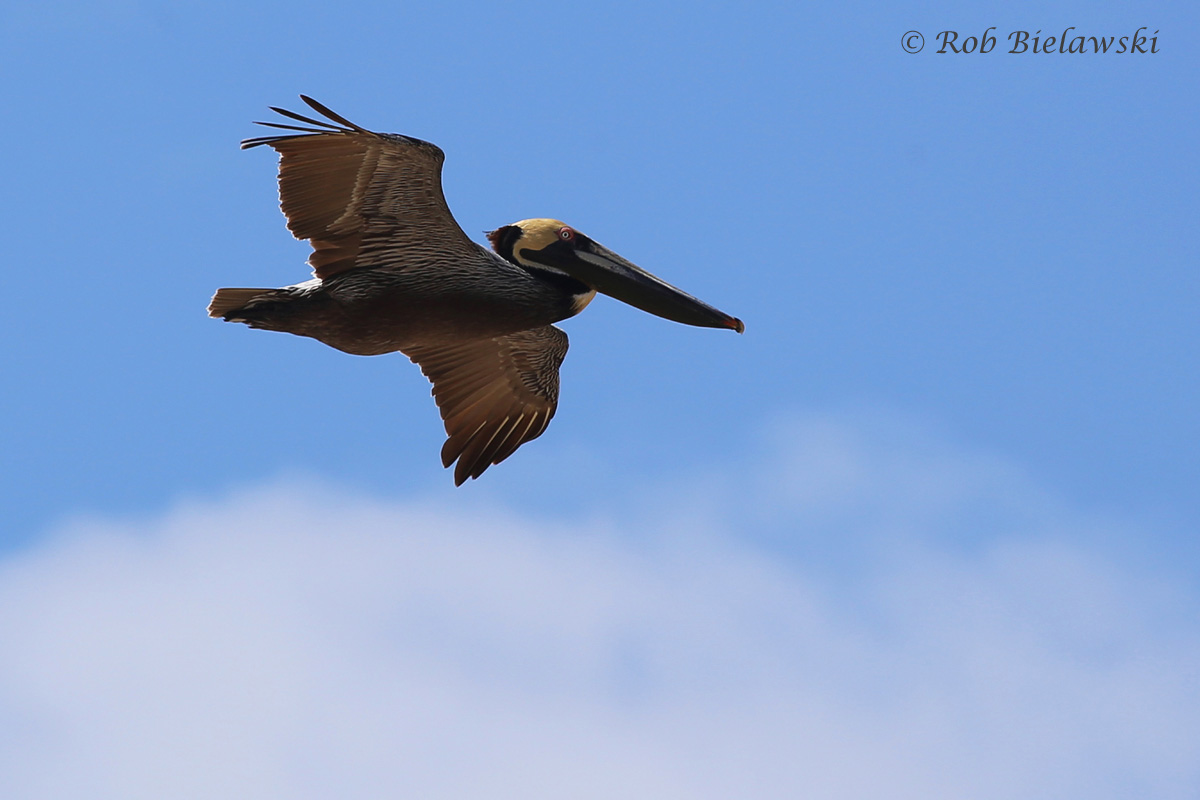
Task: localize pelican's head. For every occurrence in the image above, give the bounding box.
[487,218,744,333]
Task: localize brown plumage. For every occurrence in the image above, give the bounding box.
[211,96,743,485]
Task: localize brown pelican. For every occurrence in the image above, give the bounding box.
[210,96,743,485]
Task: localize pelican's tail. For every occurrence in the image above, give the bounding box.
[207,281,348,349]
[207,288,277,319]
[207,287,316,332]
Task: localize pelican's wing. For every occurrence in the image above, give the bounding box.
[242,95,479,279]
[404,326,568,485]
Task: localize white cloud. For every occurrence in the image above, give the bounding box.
[0,415,1197,799]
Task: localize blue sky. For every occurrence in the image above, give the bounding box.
[0,1,1197,797]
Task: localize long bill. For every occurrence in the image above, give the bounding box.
[563,242,744,333]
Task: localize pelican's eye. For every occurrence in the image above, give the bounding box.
[558,227,575,242]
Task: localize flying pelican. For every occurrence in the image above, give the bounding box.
[210,96,743,485]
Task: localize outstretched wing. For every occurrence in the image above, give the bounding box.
[405,326,569,485]
[242,95,479,279]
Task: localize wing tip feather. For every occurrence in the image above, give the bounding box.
[300,95,367,133]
